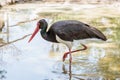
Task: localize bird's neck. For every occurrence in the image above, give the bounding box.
[40,23,48,39]
[41,26,47,34]
[40,21,58,43]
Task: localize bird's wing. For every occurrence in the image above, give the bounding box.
[50,22,88,41]
[50,20,107,42]
[83,24,107,41]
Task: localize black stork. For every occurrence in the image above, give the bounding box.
[28,19,107,64]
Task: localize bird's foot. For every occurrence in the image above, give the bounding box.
[63,52,70,62]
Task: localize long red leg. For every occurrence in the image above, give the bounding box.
[69,49,72,80]
[63,44,87,61]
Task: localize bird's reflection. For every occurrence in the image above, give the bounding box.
[50,44,72,80]
[50,43,118,80]
[62,64,72,80]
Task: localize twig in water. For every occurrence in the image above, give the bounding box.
[0,34,32,47]
[9,18,40,27]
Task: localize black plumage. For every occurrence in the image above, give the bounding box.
[28,19,107,65]
[41,19,107,43]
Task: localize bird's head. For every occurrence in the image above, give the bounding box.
[28,19,47,43]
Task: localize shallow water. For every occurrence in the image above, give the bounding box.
[0,3,120,80]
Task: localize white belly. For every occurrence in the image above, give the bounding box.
[56,35,73,50]
[56,36,102,50]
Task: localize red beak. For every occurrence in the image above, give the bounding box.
[28,23,40,43]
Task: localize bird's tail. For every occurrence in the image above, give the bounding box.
[92,27,107,41]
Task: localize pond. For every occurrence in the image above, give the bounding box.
[0,3,120,80]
